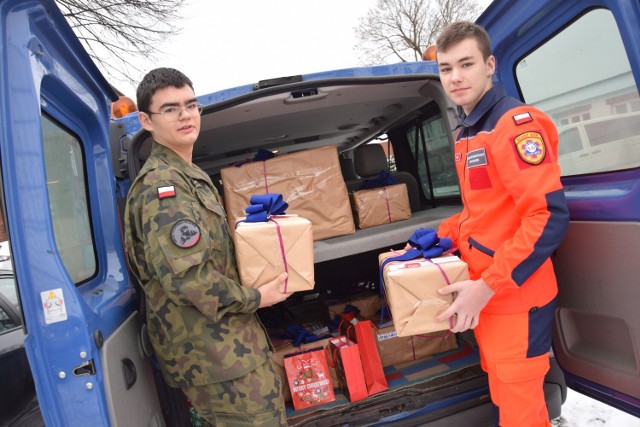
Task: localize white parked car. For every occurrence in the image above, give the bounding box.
[0,241,11,271]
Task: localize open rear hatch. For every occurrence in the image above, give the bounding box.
[118,65,568,425]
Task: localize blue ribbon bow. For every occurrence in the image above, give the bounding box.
[233,148,276,167]
[244,193,289,223]
[252,148,276,161]
[284,324,332,347]
[378,228,453,323]
[359,170,397,190]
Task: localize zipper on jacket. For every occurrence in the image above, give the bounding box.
[468,236,496,257]
[457,127,471,238]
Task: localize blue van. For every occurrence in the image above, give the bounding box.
[0,0,638,425]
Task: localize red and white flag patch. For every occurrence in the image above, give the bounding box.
[157,185,176,199]
[513,112,533,125]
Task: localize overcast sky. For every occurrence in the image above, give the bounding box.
[109,0,492,99]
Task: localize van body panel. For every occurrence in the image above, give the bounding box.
[0,0,162,425]
[478,0,640,417]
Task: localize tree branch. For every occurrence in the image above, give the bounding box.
[355,0,482,66]
[56,0,187,84]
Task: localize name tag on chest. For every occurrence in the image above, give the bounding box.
[467,148,488,168]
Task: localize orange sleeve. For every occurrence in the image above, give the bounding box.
[480,108,568,292]
[437,212,461,249]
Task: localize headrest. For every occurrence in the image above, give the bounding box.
[137,138,152,161]
[339,156,359,180]
[354,144,388,177]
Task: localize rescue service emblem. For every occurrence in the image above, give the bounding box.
[514,132,546,165]
[170,220,200,248]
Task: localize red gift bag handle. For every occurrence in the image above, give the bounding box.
[338,318,358,341]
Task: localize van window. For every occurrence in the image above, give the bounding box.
[585,113,640,147]
[408,112,459,198]
[516,9,640,176]
[0,305,17,332]
[41,115,96,284]
[0,275,19,332]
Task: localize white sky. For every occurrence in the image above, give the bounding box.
[110,0,492,99]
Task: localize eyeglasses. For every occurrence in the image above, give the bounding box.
[146,103,203,122]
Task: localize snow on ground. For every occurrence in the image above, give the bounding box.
[554,390,640,426]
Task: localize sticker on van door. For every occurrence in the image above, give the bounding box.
[41,288,67,324]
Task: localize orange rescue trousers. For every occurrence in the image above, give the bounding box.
[474,306,554,427]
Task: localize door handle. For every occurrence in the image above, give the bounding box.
[121,358,137,390]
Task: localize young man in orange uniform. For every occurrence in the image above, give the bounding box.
[432,22,570,426]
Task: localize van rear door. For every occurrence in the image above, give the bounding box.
[479,0,640,416]
[0,1,162,425]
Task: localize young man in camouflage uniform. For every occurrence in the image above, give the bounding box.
[124,68,292,426]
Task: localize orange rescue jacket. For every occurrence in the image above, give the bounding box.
[438,86,569,314]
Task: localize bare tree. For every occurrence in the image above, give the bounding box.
[355,0,482,65]
[56,0,188,88]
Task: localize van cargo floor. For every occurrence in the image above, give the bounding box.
[285,336,486,426]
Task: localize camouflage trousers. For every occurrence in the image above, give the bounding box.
[181,359,287,426]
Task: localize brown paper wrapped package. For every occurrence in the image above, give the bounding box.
[373,316,458,366]
[350,184,411,229]
[340,315,458,367]
[221,145,355,240]
[327,290,382,320]
[234,215,314,292]
[379,252,469,337]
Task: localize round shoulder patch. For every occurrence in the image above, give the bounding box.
[514,131,546,165]
[170,220,201,248]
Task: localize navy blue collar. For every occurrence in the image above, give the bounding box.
[460,85,508,128]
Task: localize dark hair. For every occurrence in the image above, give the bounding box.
[436,21,492,60]
[136,67,194,113]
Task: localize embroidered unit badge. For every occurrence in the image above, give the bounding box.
[514,132,546,165]
[170,220,200,248]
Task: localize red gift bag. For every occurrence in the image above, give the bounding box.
[354,320,389,396]
[327,337,368,402]
[338,316,363,340]
[284,347,336,410]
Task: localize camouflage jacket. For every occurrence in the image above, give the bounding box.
[124,142,271,387]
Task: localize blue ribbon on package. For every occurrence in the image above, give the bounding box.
[233,148,276,167]
[238,193,291,292]
[359,170,397,190]
[244,194,289,222]
[252,148,276,162]
[284,324,332,347]
[378,228,453,323]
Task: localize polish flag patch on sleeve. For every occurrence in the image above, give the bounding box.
[513,112,533,125]
[157,185,176,199]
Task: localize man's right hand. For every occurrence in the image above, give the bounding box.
[435,278,495,332]
[258,272,293,308]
